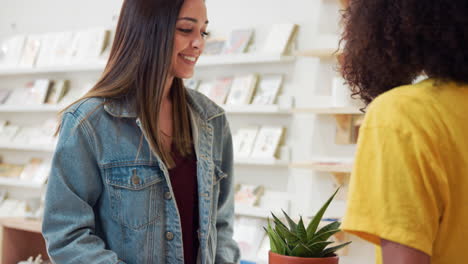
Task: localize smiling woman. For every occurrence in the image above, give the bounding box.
[41,0,240,264]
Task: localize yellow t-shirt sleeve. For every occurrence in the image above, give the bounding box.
[342,115,444,257]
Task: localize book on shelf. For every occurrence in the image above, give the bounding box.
[183,79,200,90]
[0,199,27,218]
[250,126,285,159]
[36,118,59,145]
[351,114,364,143]
[19,158,43,181]
[59,81,94,106]
[234,183,265,207]
[0,89,11,104]
[225,74,258,105]
[0,162,24,178]
[0,124,20,144]
[35,32,59,67]
[51,32,76,65]
[221,29,254,54]
[12,126,37,145]
[233,126,259,158]
[5,79,51,105]
[71,29,110,63]
[256,235,270,263]
[262,23,299,54]
[335,114,362,144]
[100,30,115,60]
[46,79,70,104]
[19,35,42,67]
[30,79,52,104]
[252,74,283,105]
[199,78,233,105]
[233,217,266,262]
[0,120,6,132]
[197,80,214,97]
[0,190,6,204]
[0,35,26,67]
[203,37,226,55]
[37,32,77,66]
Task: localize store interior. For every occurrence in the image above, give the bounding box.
[0,0,374,263]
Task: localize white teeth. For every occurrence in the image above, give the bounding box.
[183,56,196,62]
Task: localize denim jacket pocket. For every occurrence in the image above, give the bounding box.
[104,163,164,230]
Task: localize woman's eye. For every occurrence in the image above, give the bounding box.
[201,32,210,39]
[178,28,192,33]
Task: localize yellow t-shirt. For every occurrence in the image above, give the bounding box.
[342,79,468,264]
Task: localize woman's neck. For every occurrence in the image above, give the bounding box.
[163,75,175,102]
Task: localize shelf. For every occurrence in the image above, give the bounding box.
[291,162,352,173]
[296,48,341,58]
[0,218,42,234]
[0,53,293,76]
[234,158,289,167]
[222,105,292,115]
[0,62,107,76]
[0,143,55,152]
[235,205,282,219]
[197,53,295,66]
[0,177,43,189]
[294,106,362,114]
[0,104,63,113]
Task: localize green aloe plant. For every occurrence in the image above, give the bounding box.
[264,188,351,258]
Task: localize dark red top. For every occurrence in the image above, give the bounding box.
[168,147,199,264]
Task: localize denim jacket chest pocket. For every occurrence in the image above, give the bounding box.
[104,163,165,230]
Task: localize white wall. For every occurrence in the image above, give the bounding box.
[0,0,375,263]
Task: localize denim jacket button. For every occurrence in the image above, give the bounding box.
[131,175,140,185]
[165,232,174,241]
[164,192,172,200]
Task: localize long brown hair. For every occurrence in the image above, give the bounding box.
[60,0,192,168]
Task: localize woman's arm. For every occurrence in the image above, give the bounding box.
[382,239,431,264]
[42,112,125,264]
[215,116,240,264]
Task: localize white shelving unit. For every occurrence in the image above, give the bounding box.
[222,105,292,115]
[235,205,282,219]
[296,48,339,58]
[234,158,289,167]
[295,106,361,114]
[0,104,291,115]
[291,162,352,173]
[295,34,342,59]
[0,62,107,76]
[0,53,294,77]
[0,105,63,113]
[0,143,56,152]
[0,177,43,189]
[198,53,295,66]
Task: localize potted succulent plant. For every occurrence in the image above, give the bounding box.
[264,189,351,264]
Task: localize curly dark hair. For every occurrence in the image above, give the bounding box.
[340,0,468,105]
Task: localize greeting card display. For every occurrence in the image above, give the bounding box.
[252,74,283,105]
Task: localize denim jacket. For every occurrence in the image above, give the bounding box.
[42,88,240,264]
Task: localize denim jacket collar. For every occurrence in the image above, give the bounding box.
[103,88,224,121]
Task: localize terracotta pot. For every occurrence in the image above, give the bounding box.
[269,251,339,264]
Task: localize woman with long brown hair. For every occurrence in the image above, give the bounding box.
[41,0,240,263]
[341,0,468,263]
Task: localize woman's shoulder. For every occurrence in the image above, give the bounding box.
[364,79,445,130]
[62,97,106,120]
